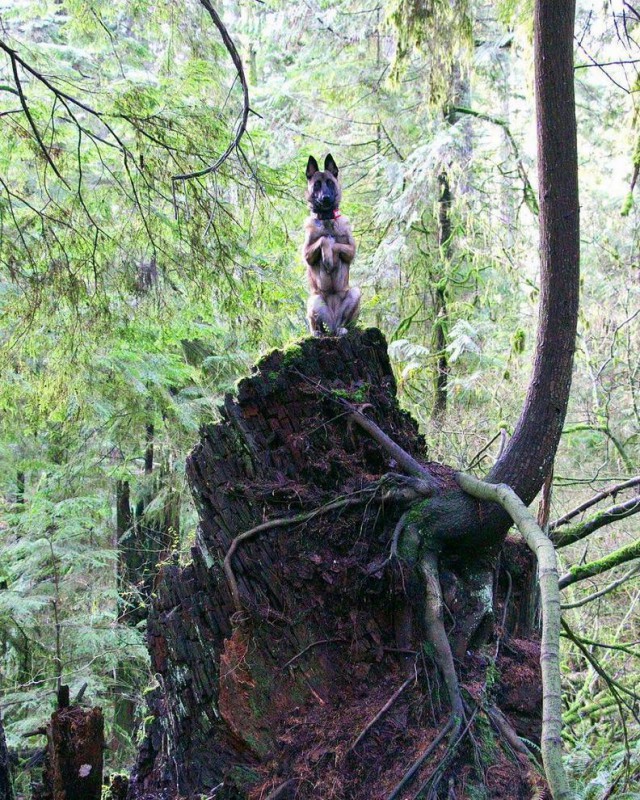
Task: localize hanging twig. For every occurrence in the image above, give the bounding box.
[172,0,249,182]
[8,53,69,188]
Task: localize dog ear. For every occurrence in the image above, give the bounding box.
[324,154,339,178]
[306,156,320,180]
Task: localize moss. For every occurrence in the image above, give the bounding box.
[405,498,431,524]
[226,765,261,791]
[471,716,498,775]
[332,383,370,403]
[421,641,436,659]
[465,779,489,800]
[485,661,501,694]
[281,342,304,366]
[567,536,640,584]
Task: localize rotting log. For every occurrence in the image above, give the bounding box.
[128,329,543,800]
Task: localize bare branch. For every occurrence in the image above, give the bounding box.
[552,494,640,548]
[560,563,640,609]
[7,51,69,187]
[550,475,640,529]
[451,106,539,215]
[575,58,640,69]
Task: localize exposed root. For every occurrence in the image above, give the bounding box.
[280,638,345,670]
[264,779,297,799]
[419,551,464,719]
[224,477,432,613]
[487,705,532,758]
[367,509,411,574]
[224,493,371,613]
[456,472,574,800]
[386,715,460,800]
[410,706,478,800]
[348,674,415,752]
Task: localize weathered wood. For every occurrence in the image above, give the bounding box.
[37,706,104,800]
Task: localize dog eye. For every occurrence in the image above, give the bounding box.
[326,179,335,188]
[314,180,321,191]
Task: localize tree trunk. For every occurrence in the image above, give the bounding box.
[431,171,451,423]
[488,0,579,502]
[0,713,13,800]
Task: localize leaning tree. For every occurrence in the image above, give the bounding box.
[123,2,584,799]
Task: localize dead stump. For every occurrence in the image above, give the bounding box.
[128,329,541,800]
[38,706,104,800]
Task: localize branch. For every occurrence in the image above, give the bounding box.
[291,374,441,493]
[551,475,640,529]
[8,51,69,187]
[561,618,640,706]
[348,675,414,752]
[562,423,634,473]
[347,407,439,487]
[561,563,640,609]
[455,472,573,800]
[558,536,640,589]
[551,494,640,547]
[451,105,539,216]
[172,0,249,182]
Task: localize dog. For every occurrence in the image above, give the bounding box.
[303,154,361,336]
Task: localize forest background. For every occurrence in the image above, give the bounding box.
[0,0,638,797]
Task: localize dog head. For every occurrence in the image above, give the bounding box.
[306,154,342,217]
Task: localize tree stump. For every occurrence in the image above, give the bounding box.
[38,706,104,800]
[129,329,541,800]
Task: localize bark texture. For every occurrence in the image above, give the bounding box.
[489,0,579,501]
[128,329,541,800]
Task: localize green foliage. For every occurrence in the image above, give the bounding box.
[387,0,473,106]
[0,0,638,794]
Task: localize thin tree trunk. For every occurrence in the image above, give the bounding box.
[489,0,579,503]
[431,171,451,423]
[114,480,135,743]
[16,472,25,506]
